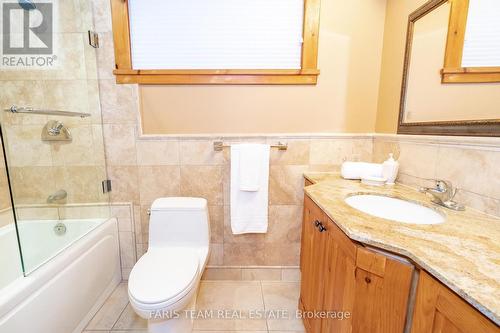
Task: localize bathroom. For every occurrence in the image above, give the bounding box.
[0,0,498,332]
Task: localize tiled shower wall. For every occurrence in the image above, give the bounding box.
[373,135,500,218]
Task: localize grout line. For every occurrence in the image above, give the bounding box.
[110,297,130,331]
[260,280,270,333]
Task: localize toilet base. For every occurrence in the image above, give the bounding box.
[147,294,196,333]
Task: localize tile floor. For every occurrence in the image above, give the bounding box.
[84,281,305,333]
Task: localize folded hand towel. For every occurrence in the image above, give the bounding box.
[230,144,270,234]
[341,162,383,180]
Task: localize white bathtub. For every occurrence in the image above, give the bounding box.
[0,218,121,333]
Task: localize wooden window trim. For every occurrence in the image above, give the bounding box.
[442,0,500,83]
[110,0,321,85]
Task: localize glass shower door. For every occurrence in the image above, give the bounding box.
[0,135,23,289]
[0,0,110,274]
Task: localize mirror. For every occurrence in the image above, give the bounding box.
[398,0,500,136]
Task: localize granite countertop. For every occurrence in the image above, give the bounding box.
[303,172,500,325]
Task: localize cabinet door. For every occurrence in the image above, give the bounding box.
[321,218,357,333]
[300,195,330,333]
[352,247,414,333]
[411,272,499,333]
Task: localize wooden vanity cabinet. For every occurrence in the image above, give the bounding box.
[411,272,499,333]
[300,194,414,333]
[300,195,330,332]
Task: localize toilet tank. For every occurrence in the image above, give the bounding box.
[148,197,210,248]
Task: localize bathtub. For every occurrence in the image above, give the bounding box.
[0,218,121,333]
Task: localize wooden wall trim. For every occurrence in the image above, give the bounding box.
[115,74,318,85]
[110,0,132,71]
[442,0,500,83]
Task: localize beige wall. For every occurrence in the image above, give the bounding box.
[139,0,387,134]
[375,0,500,132]
[375,0,426,133]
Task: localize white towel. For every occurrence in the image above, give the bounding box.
[230,144,270,234]
[341,162,383,180]
[238,144,265,191]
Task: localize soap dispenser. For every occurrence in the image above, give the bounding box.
[382,153,399,185]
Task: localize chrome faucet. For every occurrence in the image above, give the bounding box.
[419,180,464,211]
[47,189,68,203]
[48,121,65,136]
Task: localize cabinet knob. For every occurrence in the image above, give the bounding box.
[365,277,372,284]
[318,224,327,232]
[314,220,321,227]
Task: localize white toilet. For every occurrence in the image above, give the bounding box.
[128,197,210,333]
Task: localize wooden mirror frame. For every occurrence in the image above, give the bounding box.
[397,0,500,137]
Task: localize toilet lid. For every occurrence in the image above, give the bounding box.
[128,247,199,304]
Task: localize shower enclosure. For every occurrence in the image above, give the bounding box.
[0,0,110,284]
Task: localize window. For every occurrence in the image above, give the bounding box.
[442,0,500,83]
[110,0,321,85]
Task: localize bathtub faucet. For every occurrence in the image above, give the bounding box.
[47,189,68,203]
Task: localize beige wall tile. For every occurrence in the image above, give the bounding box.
[55,166,104,203]
[269,140,310,165]
[202,267,241,280]
[266,205,303,244]
[95,35,116,79]
[209,205,224,243]
[16,207,59,220]
[42,80,90,116]
[180,140,225,165]
[107,166,140,204]
[0,81,46,125]
[138,166,181,205]
[242,268,282,281]
[269,165,309,205]
[309,139,358,165]
[3,126,52,167]
[119,231,136,269]
[207,243,223,265]
[51,125,98,166]
[264,243,301,266]
[10,167,57,204]
[91,0,113,33]
[455,190,500,218]
[436,146,499,200]
[136,140,179,165]
[99,80,139,124]
[223,243,265,266]
[397,143,438,179]
[103,124,137,165]
[180,166,223,205]
[139,204,150,243]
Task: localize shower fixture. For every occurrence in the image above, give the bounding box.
[47,189,67,203]
[18,0,36,10]
[42,120,72,142]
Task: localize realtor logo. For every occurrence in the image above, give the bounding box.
[2,2,53,54]
[1,0,58,68]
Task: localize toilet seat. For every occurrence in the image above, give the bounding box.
[128,247,200,308]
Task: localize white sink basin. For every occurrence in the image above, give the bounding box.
[345,194,445,225]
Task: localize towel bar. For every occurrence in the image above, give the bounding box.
[213,141,287,151]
